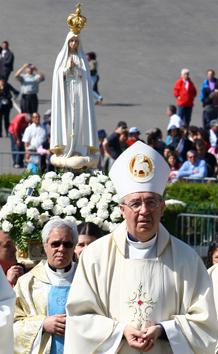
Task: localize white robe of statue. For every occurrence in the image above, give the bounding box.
[50,31,98,159]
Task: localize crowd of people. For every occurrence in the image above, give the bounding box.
[1,38,218,182]
[98,115,218,183]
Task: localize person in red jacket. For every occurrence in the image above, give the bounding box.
[173,68,197,127]
[8,112,30,167]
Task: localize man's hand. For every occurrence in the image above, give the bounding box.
[124,324,163,352]
[43,314,66,336]
[123,325,154,352]
[6,265,24,286]
[143,324,163,343]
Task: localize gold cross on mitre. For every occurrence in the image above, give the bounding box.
[67,3,87,34]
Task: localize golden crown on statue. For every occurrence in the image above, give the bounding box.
[67,3,87,34]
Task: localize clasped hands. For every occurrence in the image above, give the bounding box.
[124,324,162,352]
[70,58,76,68]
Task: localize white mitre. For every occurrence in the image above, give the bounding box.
[109,141,170,198]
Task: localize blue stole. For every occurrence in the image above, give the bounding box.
[47,286,70,354]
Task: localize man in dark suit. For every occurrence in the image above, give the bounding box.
[0,41,14,81]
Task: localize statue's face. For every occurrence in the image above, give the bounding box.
[68,37,79,51]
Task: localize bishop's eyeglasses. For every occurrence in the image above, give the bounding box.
[121,198,162,213]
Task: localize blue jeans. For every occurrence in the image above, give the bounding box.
[177,106,192,127]
[9,133,24,166]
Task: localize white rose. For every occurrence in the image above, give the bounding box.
[39,192,49,201]
[13,182,24,192]
[85,213,97,223]
[105,181,116,193]
[49,192,60,199]
[16,189,26,198]
[90,194,101,204]
[53,204,63,216]
[41,180,52,192]
[89,176,99,185]
[57,196,70,208]
[50,216,62,221]
[87,202,95,210]
[72,175,87,187]
[80,206,92,218]
[58,184,70,195]
[112,194,120,204]
[2,220,13,232]
[96,201,108,210]
[102,220,110,232]
[14,203,27,214]
[22,221,35,234]
[91,182,105,194]
[41,199,54,210]
[27,207,40,220]
[102,220,117,233]
[165,199,186,207]
[91,217,103,227]
[110,207,122,222]
[68,189,81,200]
[96,174,108,183]
[61,172,74,181]
[63,205,77,215]
[0,204,14,219]
[47,182,59,193]
[25,196,40,206]
[7,196,20,206]
[38,212,49,226]
[97,209,109,220]
[77,198,88,208]
[44,171,57,179]
[101,193,112,203]
[65,215,77,223]
[79,185,92,196]
[24,175,41,188]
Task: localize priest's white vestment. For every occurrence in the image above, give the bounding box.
[208,264,218,354]
[0,265,15,354]
[64,221,218,354]
[14,260,76,354]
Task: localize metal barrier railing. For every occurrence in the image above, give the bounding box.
[181,177,218,183]
[176,213,218,258]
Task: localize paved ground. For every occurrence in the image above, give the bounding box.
[1,0,218,173]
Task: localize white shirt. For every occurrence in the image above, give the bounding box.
[1,49,7,58]
[22,123,46,150]
[167,114,183,130]
[209,129,218,148]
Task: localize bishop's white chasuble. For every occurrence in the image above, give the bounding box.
[64,221,218,354]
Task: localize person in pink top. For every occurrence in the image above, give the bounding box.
[173,68,197,127]
[8,112,30,168]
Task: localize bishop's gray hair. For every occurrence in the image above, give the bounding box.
[41,218,78,245]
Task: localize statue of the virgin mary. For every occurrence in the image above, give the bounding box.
[50,4,99,169]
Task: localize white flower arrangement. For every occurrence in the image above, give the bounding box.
[165,199,187,207]
[0,171,123,251]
